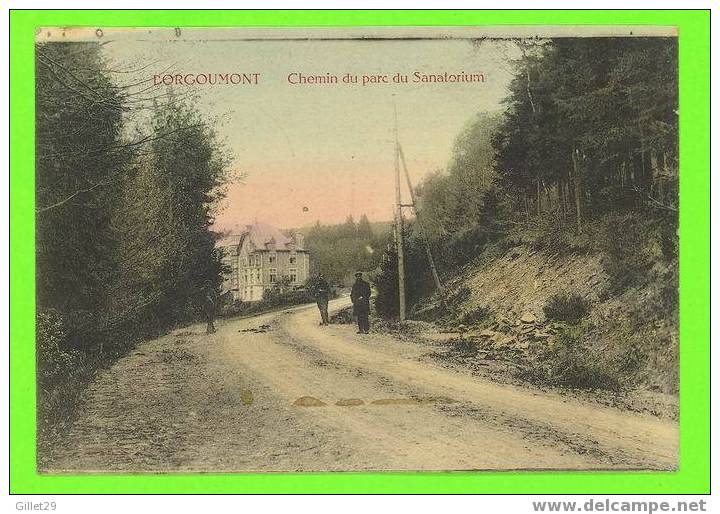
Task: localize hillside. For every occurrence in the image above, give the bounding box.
[405,233,678,416]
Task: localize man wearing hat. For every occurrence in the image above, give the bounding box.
[313,272,331,326]
[350,271,371,334]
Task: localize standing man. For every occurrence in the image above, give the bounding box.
[313,272,331,326]
[202,281,217,335]
[351,271,371,334]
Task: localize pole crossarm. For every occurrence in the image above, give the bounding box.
[397,144,444,293]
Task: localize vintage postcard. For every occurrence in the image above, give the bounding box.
[35,26,679,473]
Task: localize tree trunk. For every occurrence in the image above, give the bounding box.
[524,194,530,222]
[544,181,552,213]
[557,179,563,215]
[572,149,583,231]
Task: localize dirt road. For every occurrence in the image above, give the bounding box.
[44,298,678,472]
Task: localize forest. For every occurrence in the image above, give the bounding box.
[301,215,389,286]
[374,37,678,318]
[35,42,231,446]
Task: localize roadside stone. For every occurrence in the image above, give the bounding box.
[495,335,515,347]
[520,312,536,324]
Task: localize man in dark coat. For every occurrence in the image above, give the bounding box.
[350,271,371,334]
[313,273,331,325]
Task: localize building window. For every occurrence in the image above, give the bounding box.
[269,254,276,264]
[269,268,277,283]
[289,268,298,283]
[289,256,296,264]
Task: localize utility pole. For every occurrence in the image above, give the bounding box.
[393,105,406,321]
[397,145,443,293]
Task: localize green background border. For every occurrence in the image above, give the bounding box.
[10,9,710,494]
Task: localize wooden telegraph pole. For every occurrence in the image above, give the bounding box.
[392,105,445,322]
[393,106,407,321]
[398,145,443,293]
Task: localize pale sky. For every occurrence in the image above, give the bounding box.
[99,30,518,230]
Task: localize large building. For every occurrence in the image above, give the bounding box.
[217,222,310,302]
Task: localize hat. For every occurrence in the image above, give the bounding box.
[354,271,363,278]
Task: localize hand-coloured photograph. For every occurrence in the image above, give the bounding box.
[35,26,679,473]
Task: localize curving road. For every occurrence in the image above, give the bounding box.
[44,298,678,473]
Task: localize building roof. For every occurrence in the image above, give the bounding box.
[246,222,293,248]
[216,233,244,248]
[216,222,303,250]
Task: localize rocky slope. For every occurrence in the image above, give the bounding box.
[407,242,678,417]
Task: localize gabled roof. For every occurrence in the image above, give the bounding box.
[216,233,244,248]
[216,222,302,250]
[246,222,292,248]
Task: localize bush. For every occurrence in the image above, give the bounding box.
[543,293,589,323]
[262,286,310,307]
[219,288,312,318]
[617,343,645,373]
[459,306,492,325]
[446,286,471,309]
[447,338,479,357]
[536,325,620,391]
[595,213,655,293]
[530,215,582,255]
[373,234,436,319]
[409,299,448,322]
[37,310,77,386]
[36,310,94,453]
[435,225,493,271]
[329,306,354,324]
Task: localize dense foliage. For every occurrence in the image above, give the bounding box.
[372,226,437,319]
[303,215,388,285]
[36,43,127,317]
[35,42,230,441]
[494,38,678,225]
[109,103,229,341]
[543,292,590,323]
[416,113,508,271]
[374,37,678,318]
